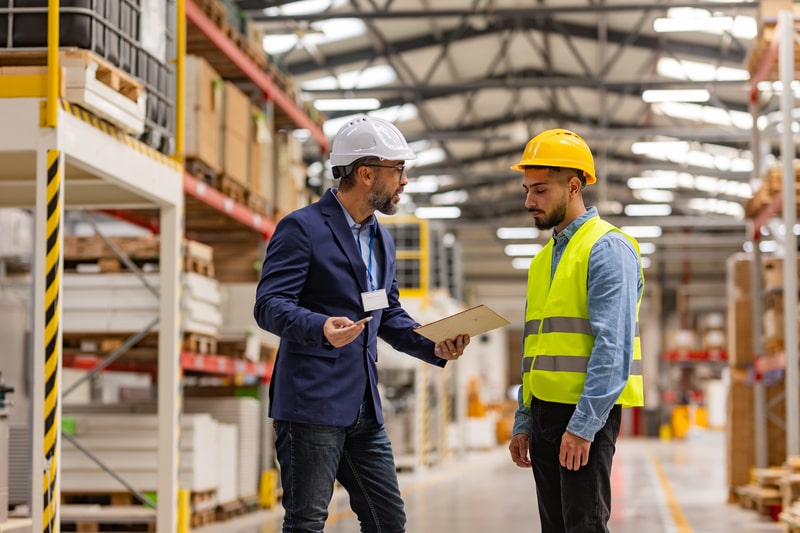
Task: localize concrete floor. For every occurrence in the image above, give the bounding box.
[199,430,783,533]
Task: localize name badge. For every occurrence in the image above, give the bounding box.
[361,289,389,311]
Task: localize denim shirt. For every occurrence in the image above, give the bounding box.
[512,207,642,442]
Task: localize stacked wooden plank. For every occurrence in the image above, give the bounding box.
[183,397,261,501]
[744,163,800,219]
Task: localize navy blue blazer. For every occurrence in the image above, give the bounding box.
[254,189,445,427]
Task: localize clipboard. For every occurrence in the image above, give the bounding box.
[413,304,510,343]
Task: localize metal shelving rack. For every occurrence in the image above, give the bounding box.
[747,9,799,467]
[0,0,328,530]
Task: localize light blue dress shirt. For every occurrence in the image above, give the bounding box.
[512,207,642,442]
[333,189,382,290]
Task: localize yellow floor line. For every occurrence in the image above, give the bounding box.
[646,444,694,533]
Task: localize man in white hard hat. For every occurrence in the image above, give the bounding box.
[255,115,470,532]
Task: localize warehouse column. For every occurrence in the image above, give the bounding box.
[32,142,63,533]
[778,9,798,458]
[158,203,182,532]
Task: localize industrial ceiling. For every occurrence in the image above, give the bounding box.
[237,0,793,321]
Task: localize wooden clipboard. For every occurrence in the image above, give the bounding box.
[413,304,510,343]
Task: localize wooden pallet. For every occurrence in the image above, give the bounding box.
[219,175,249,205]
[0,47,143,103]
[63,331,220,358]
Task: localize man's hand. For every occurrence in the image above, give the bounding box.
[434,334,470,360]
[509,433,531,468]
[559,431,590,471]
[323,316,367,348]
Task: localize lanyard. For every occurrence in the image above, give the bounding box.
[357,225,377,291]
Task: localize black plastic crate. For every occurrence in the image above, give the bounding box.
[1,0,140,71]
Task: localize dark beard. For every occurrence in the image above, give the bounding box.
[370,188,398,215]
[533,200,567,230]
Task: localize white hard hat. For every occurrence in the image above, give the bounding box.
[329,115,416,169]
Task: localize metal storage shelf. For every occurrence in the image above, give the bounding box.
[185,0,329,152]
[0,95,184,531]
[745,9,799,467]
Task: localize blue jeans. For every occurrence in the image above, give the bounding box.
[274,399,406,533]
[529,397,621,533]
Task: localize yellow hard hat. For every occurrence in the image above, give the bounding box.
[510,128,596,185]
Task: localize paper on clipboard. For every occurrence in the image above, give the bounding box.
[413,304,510,343]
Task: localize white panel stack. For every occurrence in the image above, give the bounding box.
[216,423,238,503]
[62,272,222,336]
[184,397,260,497]
[61,413,219,492]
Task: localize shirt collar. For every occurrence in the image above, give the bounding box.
[332,188,377,232]
[552,206,599,242]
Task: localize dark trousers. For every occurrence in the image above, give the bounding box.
[529,397,622,533]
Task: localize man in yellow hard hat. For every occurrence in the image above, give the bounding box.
[507,129,644,532]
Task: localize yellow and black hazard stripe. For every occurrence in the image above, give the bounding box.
[59,100,182,172]
[43,149,61,533]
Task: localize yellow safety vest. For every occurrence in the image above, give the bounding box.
[522,217,644,408]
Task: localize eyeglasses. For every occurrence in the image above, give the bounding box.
[364,164,406,177]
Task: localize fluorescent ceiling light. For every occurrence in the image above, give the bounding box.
[743,240,779,253]
[641,257,653,269]
[653,8,756,39]
[412,147,446,167]
[302,65,397,91]
[430,190,468,205]
[497,227,539,239]
[631,140,689,157]
[657,57,749,82]
[264,0,348,16]
[687,198,744,218]
[621,226,663,238]
[504,244,543,257]
[313,98,381,111]
[653,102,753,130]
[633,189,675,203]
[632,138,754,172]
[756,80,800,97]
[642,89,710,103]
[639,242,657,255]
[414,206,461,219]
[628,171,751,199]
[404,178,439,194]
[512,257,533,270]
[624,204,672,217]
[262,18,365,55]
[322,104,418,137]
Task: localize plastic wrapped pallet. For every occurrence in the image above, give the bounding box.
[184,397,261,498]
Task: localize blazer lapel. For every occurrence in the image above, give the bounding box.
[319,190,370,292]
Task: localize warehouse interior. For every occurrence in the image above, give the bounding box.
[0,0,798,531]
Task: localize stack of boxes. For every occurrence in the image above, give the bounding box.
[725,253,800,498]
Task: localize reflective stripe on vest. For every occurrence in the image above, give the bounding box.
[525,355,644,375]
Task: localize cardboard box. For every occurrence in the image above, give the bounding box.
[762,256,800,291]
[221,82,250,139]
[222,129,249,185]
[726,253,753,300]
[185,107,221,172]
[185,55,222,112]
[727,297,754,367]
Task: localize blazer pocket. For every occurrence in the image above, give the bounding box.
[291,340,341,360]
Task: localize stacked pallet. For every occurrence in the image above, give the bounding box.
[185,54,275,218]
[725,254,796,498]
[745,0,800,82]
[780,457,800,531]
[744,162,800,219]
[60,412,232,528]
[62,234,223,358]
[183,397,261,501]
